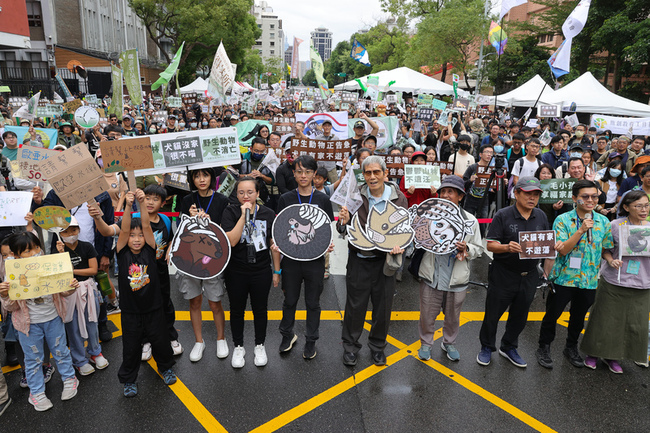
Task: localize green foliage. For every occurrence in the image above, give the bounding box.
[617,80,650,104]
[302,69,316,87]
[129,0,261,88]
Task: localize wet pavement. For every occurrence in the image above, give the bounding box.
[1,234,649,432]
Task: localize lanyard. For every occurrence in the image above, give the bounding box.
[297,188,314,205]
[195,191,214,214]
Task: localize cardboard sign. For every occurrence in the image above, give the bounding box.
[418,108,435,123]
[518,230,557,259]
[271,116,295,134]
[408,198,475,254]
[475,165,498,188]
[619,225,650,257]
[538,105,560,118]
[272,204,333,261]
[384,155,410,178]
[163,172,191,191]
[63,99,83,114]
[0,191,33,227]
[17,145,59,182]
[32,206,72,231]
[539,178,577,204]
[7,252,74,300]
[290,138,353,162]
[403,164,441,189]
[99,136,155,173]
[40,144,111,209]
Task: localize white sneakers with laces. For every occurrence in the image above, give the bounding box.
[171,340,184,356]
[231,346,246,368]
[189,341,206,362]
[216,339,229,359]
[254,344,268,367]
[61,377,79,401]
[29,392,53,412]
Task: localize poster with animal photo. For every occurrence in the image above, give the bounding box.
[347,201,414,252]
[169,215,231,279]
[408,198,475,254]
[272,204,332,261]
[619,225,650,257]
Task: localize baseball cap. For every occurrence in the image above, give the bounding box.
[354,120,365,129]
[608,152,623,160]
[515,176,542,192]
[410,151,427,163]
[230,114,239,120]
[438,175,465,194]
[322,119,332,126]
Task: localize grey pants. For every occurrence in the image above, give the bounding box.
[419,282,467,346]
[0,370,8,404]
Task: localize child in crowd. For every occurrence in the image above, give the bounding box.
[0,233,80,411]
[313,166,343,197]
[56,216,108,376]
[116,190,176,397]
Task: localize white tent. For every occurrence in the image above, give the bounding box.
[492,75,555,107]
[333,66,455,96]
[180,77,207,93]
[540,72,650,117]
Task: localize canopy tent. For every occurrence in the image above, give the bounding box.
[180,77,207,93]
[540,72,650,117]
[333,66,456,96]
[233,81,256,92]
[492,75,556,107]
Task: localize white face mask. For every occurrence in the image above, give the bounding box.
[609,168,622,177]
[190,122,197,128]
[61,234,78,244]
[149,127,157,134]
[179,122,185,128]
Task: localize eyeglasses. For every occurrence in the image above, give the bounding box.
[578,194,599,201]
[631,204,650,210]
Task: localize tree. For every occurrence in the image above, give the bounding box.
[404,0,488,86]
[129,0,261,86]
[302,69,316,87]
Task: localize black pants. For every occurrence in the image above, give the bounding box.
[342,253,395,354]
[279,257,325,343]
[118,308,174,384]
[160,270,178,341]
[538,283,596,348]
[479,261,539,352]
[225,268,272,346]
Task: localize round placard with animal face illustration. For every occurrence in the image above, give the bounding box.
[272,204,332,261]
[408,198,475,255]
[169,215,231,279]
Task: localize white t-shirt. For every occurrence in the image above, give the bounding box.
[26,295,58,324]
[511,157,541,179]
[449,152,475,177]
[71,203,95,245]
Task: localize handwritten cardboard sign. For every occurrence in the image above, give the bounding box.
[0,191,33,227]
[404,164,441,189]
[40,144,110,209]
[289,138,353,162]
[63,99,83,114]
[7,252,74,300]
[518,230,556,259]
[17,145,59,182]
[99,136,155,173]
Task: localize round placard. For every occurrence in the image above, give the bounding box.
[74,106,100,129]
[408,198,475,254]
[272,204,332,261]
[32,206,72,232]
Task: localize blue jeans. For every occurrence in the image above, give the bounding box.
[18,317,75,394]
[65,294,102,368]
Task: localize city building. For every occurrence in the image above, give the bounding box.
[251,1,284,61]
[310,26,332,62]
[284,46,292,66]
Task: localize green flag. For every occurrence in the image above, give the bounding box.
[108,64,123,117]
[354,78,367,93]
[119,49,143,105]
[151,42,185,91]
[309,44,329,99]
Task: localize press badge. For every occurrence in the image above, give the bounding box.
[569,253,582,269]
[627,260,641,275]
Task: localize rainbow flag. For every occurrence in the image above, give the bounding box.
[488,21,507,55]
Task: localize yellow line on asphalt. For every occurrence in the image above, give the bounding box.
[147,358,228,433]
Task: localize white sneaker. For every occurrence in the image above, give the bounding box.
[77,363,95,376]
[171,340,184,356]
[216,339,229,359]
[61,377,79,401]
[254,344,268,367]
[90,354,109,370]
[141,343,152,361]
[29,392,53,411]
[231,346,245,368]
[189,341,205,362]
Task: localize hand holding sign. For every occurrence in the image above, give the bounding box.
[33,206,71,241]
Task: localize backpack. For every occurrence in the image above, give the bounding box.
[132,212,172,235]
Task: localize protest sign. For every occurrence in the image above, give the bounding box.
[168,97,182,108]
[271,116,295,134]
[341,92,358,104]
[452,98,470,112]
[235,119,272,147]
[590,114,650,135]
[9,161,21,179]
[347,201,414,252]
[295,112,349,140]
[346,116,399,150]
[17,145,59,182]
[272,204,332,261]
[355,101,367,111]
[181,93,198,105]
[207,42,235,100]
[619,225,650,257]
[119,49,143,105]
[384,155,410,178]
[437,109,458,128]
[280,97,294,109]
[418,108,435,123]
[217,171,237,197]
[290,138,352,162]
[99,136,154,173]
[301,100,314,111]
[330,169,363,215]
[538,105,560,118]
[403,164,441,189]
[564,113,579,127]
[518,230,557,259]
[63,99,83,114]
[6,125,58,149]
[40,144,111,209]
[417,94,434,106]
[7,252,74,300]
[475,165,497,188]
[431,99,448,111]
[385,94,398,104]
[84,94,98,105]
[409,198,475,254]
[0,191,33,227]
[539,178,577,204]
[74,106,100,129]
[33,206,72,232]
[163,172,191,191]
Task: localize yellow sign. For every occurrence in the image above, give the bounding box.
[33,206,72,231]
[7,253,74,300]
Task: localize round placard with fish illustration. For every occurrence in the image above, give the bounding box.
[408,198,474,254]
[272,204,332,261]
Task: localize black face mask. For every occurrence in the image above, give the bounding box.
[459,143,470,151]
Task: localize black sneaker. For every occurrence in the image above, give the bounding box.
[98,322,113,342]
[563,346,584,368]
[303,341,317,360]
[0,397,11,417]
[106,302,121,315]
[536,345,553,369]
[343,351,357,366]
[279,334,297,353]
[371,350,386,366]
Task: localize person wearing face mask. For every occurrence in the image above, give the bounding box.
[148,124,159,135]
[598,160,624,220]
[240,138,274,205]
[448,134,476,177]
[201,119,209,129]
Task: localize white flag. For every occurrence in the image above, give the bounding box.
[14,92,41,121]
[500,0,527,21]
[562,0,592,39]
[207,42,235,101]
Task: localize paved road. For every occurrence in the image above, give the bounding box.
[1,233,649,432]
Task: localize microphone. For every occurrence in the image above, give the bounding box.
[245,208,251,224]
[585,211,592,243]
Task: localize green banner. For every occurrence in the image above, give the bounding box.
[539,178,577,204]
[119,49,142,105]
[108,65,123,117]
[235,119,272,147]
[310,44,329,100]
[151,42,185,91]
